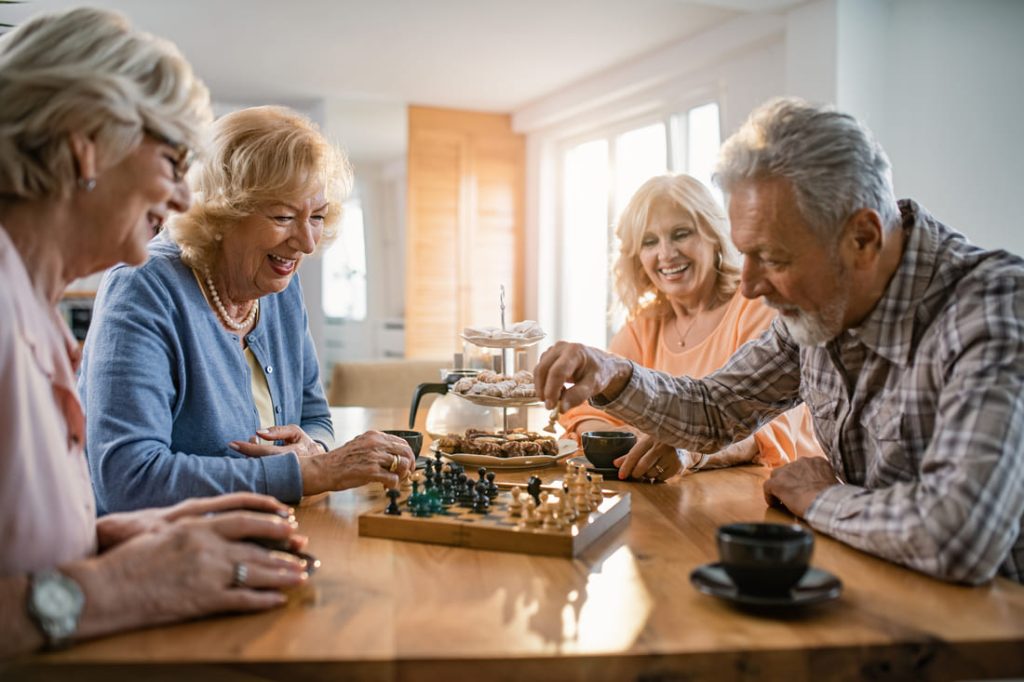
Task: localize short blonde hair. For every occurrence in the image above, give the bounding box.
[0,7,211,201]
[613,174,740,318]
[169,106,351,271]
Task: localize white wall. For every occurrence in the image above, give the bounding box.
[882,0,1024,255]
[783,0,1024,255]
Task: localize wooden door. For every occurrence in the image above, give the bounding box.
[405,106,525,359]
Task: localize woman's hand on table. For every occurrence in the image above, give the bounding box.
[96,492,296,550]
[613,433,682,482]
[67,509,308,640]
[298,430,415,495]
[229,424,326,458]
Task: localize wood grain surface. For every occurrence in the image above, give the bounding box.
[7,407,1024,682]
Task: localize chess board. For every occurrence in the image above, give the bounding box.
[358,483,631,558]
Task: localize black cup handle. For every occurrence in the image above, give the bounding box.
[409,382,449,429]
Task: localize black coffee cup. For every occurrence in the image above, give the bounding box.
[716,522,813,595]
[581,431,637,469]
[382,429,423,457]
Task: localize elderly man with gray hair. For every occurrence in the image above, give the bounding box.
[535,97,1024,586]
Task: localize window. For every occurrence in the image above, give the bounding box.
[558,101,721,346]
[322,198,367,320]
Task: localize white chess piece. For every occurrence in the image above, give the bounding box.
[509,486,524,517]
[522,498,539,527]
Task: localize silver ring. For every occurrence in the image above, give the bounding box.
[654,464,666,476]
[232,562,248,588]
[388,455,399,473]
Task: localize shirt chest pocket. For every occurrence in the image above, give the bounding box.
[801,386,841,451]
[861,400,903,442]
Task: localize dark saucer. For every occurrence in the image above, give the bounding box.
[690,562,841,608]
[567,455,621,478]
[415,455,432,470]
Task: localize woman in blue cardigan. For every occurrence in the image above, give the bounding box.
[80,106,414,513]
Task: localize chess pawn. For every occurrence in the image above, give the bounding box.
[520,498,539,527]
[401,472,414,491]
[509,486,524,517]
[590,480,604,507]
[541,500,558,530]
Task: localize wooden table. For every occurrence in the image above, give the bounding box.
[9,407,1024,681]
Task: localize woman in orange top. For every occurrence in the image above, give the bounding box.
[560,174,822,481]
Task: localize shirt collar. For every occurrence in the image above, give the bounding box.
[845,200,940,366]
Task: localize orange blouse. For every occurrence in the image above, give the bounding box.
[559,292,823,467]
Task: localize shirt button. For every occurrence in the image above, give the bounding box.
[275,405,282,414]
[266,365,273,374]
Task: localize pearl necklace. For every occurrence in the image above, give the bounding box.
[203,267,258,331]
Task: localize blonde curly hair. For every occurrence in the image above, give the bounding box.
[168,106,352,271]
[613,174,739,318]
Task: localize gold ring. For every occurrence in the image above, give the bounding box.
[388,455,399,473]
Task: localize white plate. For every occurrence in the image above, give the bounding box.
[430,438,577,470]
[460,333,545,350]
[452,391,541,408]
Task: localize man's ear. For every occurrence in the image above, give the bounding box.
[68,132,97,183]
[841,208,884,268]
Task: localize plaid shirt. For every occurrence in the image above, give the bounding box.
[601,201,1024,584]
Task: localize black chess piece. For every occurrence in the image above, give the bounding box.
[424,468,435,491]
[458,473,474,508]
[485,471,499,499]
[472,481,490,513]
[526,475,543,506]
[385,488,402,516]
[477,466,487,486]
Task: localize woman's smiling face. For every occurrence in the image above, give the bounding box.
[637,197,717,307]
[218,191,328,300]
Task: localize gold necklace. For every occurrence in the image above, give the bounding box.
[672,311,699,348]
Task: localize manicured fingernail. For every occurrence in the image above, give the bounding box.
[276,509,290,518]
[228,442,240,449]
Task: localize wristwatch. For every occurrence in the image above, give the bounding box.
[27,569,85,649]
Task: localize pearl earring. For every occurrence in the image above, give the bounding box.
[77,177,96,192]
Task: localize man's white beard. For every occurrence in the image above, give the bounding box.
[780,300,845,347]
[768,281,850,347]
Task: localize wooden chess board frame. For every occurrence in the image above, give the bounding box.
[358,483,631,558]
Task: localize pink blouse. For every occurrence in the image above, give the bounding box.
[0,225,96,575]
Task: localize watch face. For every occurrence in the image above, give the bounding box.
[37,580,78,617]
[31,571,85,646]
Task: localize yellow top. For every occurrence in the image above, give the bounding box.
[559,292,823,467]
[244,346,275,431]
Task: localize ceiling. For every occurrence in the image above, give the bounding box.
[2,0,801,162]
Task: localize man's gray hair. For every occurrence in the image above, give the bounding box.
[714,97,899,243]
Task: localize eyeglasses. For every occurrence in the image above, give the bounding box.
[143,127,194,182]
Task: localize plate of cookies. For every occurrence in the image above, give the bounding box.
[431,429,577,469]
[451,369,542,407]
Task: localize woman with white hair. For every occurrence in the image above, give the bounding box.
[79,105,416,513]
[559,174,822,480]
[0,8,310,657]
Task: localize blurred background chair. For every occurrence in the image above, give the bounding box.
[327,359,448,408]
